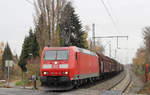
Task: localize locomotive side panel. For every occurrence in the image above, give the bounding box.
[74,52,99,80]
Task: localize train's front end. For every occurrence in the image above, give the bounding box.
[40,47,75,90]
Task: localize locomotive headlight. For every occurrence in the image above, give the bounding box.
[59,64,68,68]
[65,72,68,74]
[43,72,48,75]
[62,71,68,75]
[43,72,47,75]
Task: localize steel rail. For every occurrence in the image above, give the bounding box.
[107,71,126,90]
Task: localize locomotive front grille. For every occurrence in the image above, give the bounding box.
[47,76,70,82]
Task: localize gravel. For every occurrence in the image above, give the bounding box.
[58,71,126,95]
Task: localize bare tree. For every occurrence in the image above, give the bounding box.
[88,39,104,53]
[34,0,67,49]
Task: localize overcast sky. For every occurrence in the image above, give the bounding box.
[0,0,150,64]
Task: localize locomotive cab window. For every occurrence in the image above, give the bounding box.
[44,50,69,60]
[44,51,56,60]
[57,50,69,60]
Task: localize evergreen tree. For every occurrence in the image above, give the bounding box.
[2,43,13,72]
[18,36,28,72]
[60,2,88,49]
[19,29,40,72]
[29,29,40,57]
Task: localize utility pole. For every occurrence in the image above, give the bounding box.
[7,62,9,87]
[115,49,117,58]
[109,43,111,57]
[29,53,37,89]
[92,23,96,49]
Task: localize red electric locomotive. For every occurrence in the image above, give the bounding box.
[40,46,124,90]
[40,46,99,90]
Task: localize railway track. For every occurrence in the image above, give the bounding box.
[101,68,132,95]
[107,71,127,91]
[122,70,132,93]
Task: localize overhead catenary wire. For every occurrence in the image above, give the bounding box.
[25,0,34,6]
[97,0,119,32]
[106,0,119,23]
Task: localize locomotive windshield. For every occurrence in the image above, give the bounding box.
[44,50,69,60]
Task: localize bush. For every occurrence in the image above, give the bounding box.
[134,69,145,76]
[15,80,28,86]
[15,81,24,86]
